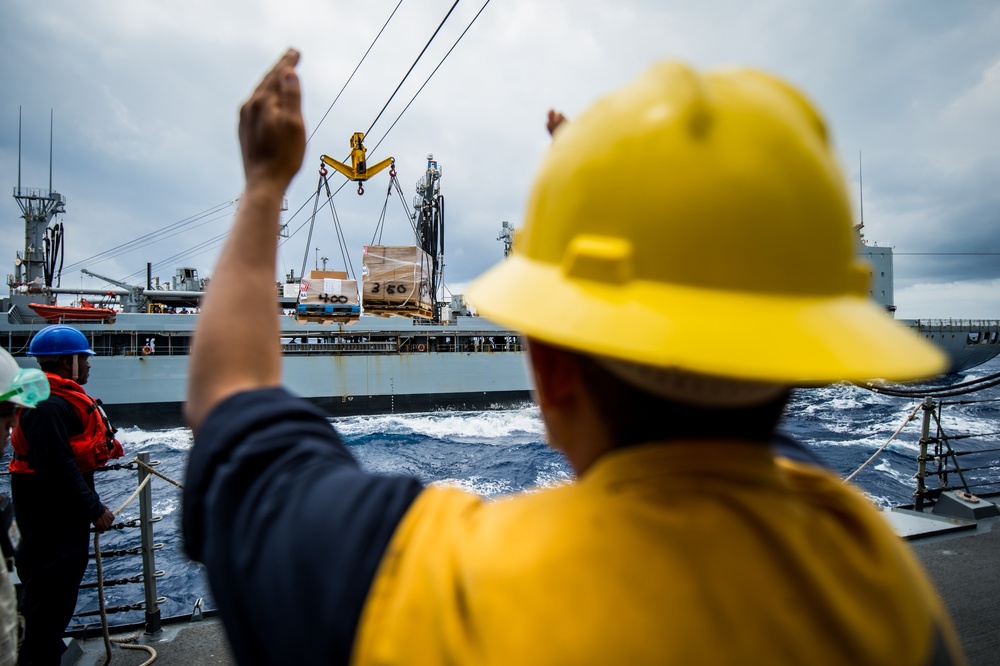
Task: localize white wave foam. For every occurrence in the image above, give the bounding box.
[430,467,573,499]
[860,491,896,510]
[430,476,515,497]
[153,496,180,517]
[117,427,193,453]
[333,406,544,441]
[532,468,573,490]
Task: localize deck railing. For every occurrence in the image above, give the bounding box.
[914,396,1000,510]
[71,452,165,636]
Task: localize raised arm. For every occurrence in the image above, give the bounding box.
[184,49,306,433]
[546,109,567,136]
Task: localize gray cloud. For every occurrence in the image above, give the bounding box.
[2,0,998,320]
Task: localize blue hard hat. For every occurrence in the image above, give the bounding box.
[27,325,96,357]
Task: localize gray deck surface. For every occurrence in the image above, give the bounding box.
[911,521,1000,666]
[71,619,235,665]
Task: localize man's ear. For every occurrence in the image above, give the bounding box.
[527,339,582,410]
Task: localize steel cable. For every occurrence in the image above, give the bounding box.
[364,0,462,138]
[306,0,406,147]
[862,370,1000,399]
[369,0,492,156]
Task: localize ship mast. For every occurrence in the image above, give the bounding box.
[412,154,445,321]
[13,108,65,290]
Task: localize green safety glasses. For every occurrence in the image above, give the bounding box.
[0,368,51,408]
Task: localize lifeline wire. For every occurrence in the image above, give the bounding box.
[63,201,236,275]
[292,0,488,263]
[365,0,462,138]
[71,0,401,281]
[230,1,480,259]
[305,0,406,147]
[116,0,478,273]
[370,0,492,155]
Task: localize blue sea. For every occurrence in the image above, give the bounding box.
[3,355,999,630]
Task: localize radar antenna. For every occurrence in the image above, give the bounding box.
[498,221,515,258]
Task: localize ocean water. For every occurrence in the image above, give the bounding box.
[3,355,999,630]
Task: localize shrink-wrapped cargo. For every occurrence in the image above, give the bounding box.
[296,269,360,321]
[361,245,433,317]
[299,278,359,305]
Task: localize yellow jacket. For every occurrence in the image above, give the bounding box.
[353,441,962,665]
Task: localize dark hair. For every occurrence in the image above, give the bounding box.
[36,356,69,372]
[574,353,789,447]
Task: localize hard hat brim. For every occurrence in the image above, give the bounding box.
[26,350,95,357]
[467,254,948,385]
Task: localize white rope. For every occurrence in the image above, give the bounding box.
[112,635,157,665]
[112,474,152,517]
[843,402,923,483]
[133,458,183,489]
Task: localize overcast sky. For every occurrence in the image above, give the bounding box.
[2,0,998,319]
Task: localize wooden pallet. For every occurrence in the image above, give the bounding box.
[363,303,434,320]
[295,315,360,325]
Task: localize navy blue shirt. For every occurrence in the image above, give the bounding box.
[183,388,423,666]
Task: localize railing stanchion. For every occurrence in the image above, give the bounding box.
[138,452,162,634]
[915,397,934,511]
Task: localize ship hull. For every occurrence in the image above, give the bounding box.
[0,308,535,429]
[100,389,533,430]
[3,308,997,430]
[88,350,532,429]
[904,319,1000,374]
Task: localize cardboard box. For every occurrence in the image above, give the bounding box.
[299,277,359,305]
[361,245,432,308]
[308,270,348,280]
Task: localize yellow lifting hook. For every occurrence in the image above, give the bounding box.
[319,132,394,195]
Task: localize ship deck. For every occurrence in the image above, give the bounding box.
[888,497,1000,665]
[68,497,1000,665]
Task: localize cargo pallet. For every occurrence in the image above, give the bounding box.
[295,303,361,324]
[363,302,434,320]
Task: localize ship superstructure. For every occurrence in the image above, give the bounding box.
[857,232,1000,373]
[3,141,998,427]
[3,148,533,428]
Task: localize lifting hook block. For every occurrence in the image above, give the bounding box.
[357,182,365,195]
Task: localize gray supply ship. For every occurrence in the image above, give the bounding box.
[857,236,1000,373]
[3,154,999,428]
[3,155,533,428]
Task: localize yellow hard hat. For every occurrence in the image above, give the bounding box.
[468,61,946,384]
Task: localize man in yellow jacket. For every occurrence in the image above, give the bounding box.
[183,50,963,665]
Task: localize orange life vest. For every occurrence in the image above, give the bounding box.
[8,373,123,475]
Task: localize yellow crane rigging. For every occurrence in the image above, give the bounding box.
[319,132,394,194]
